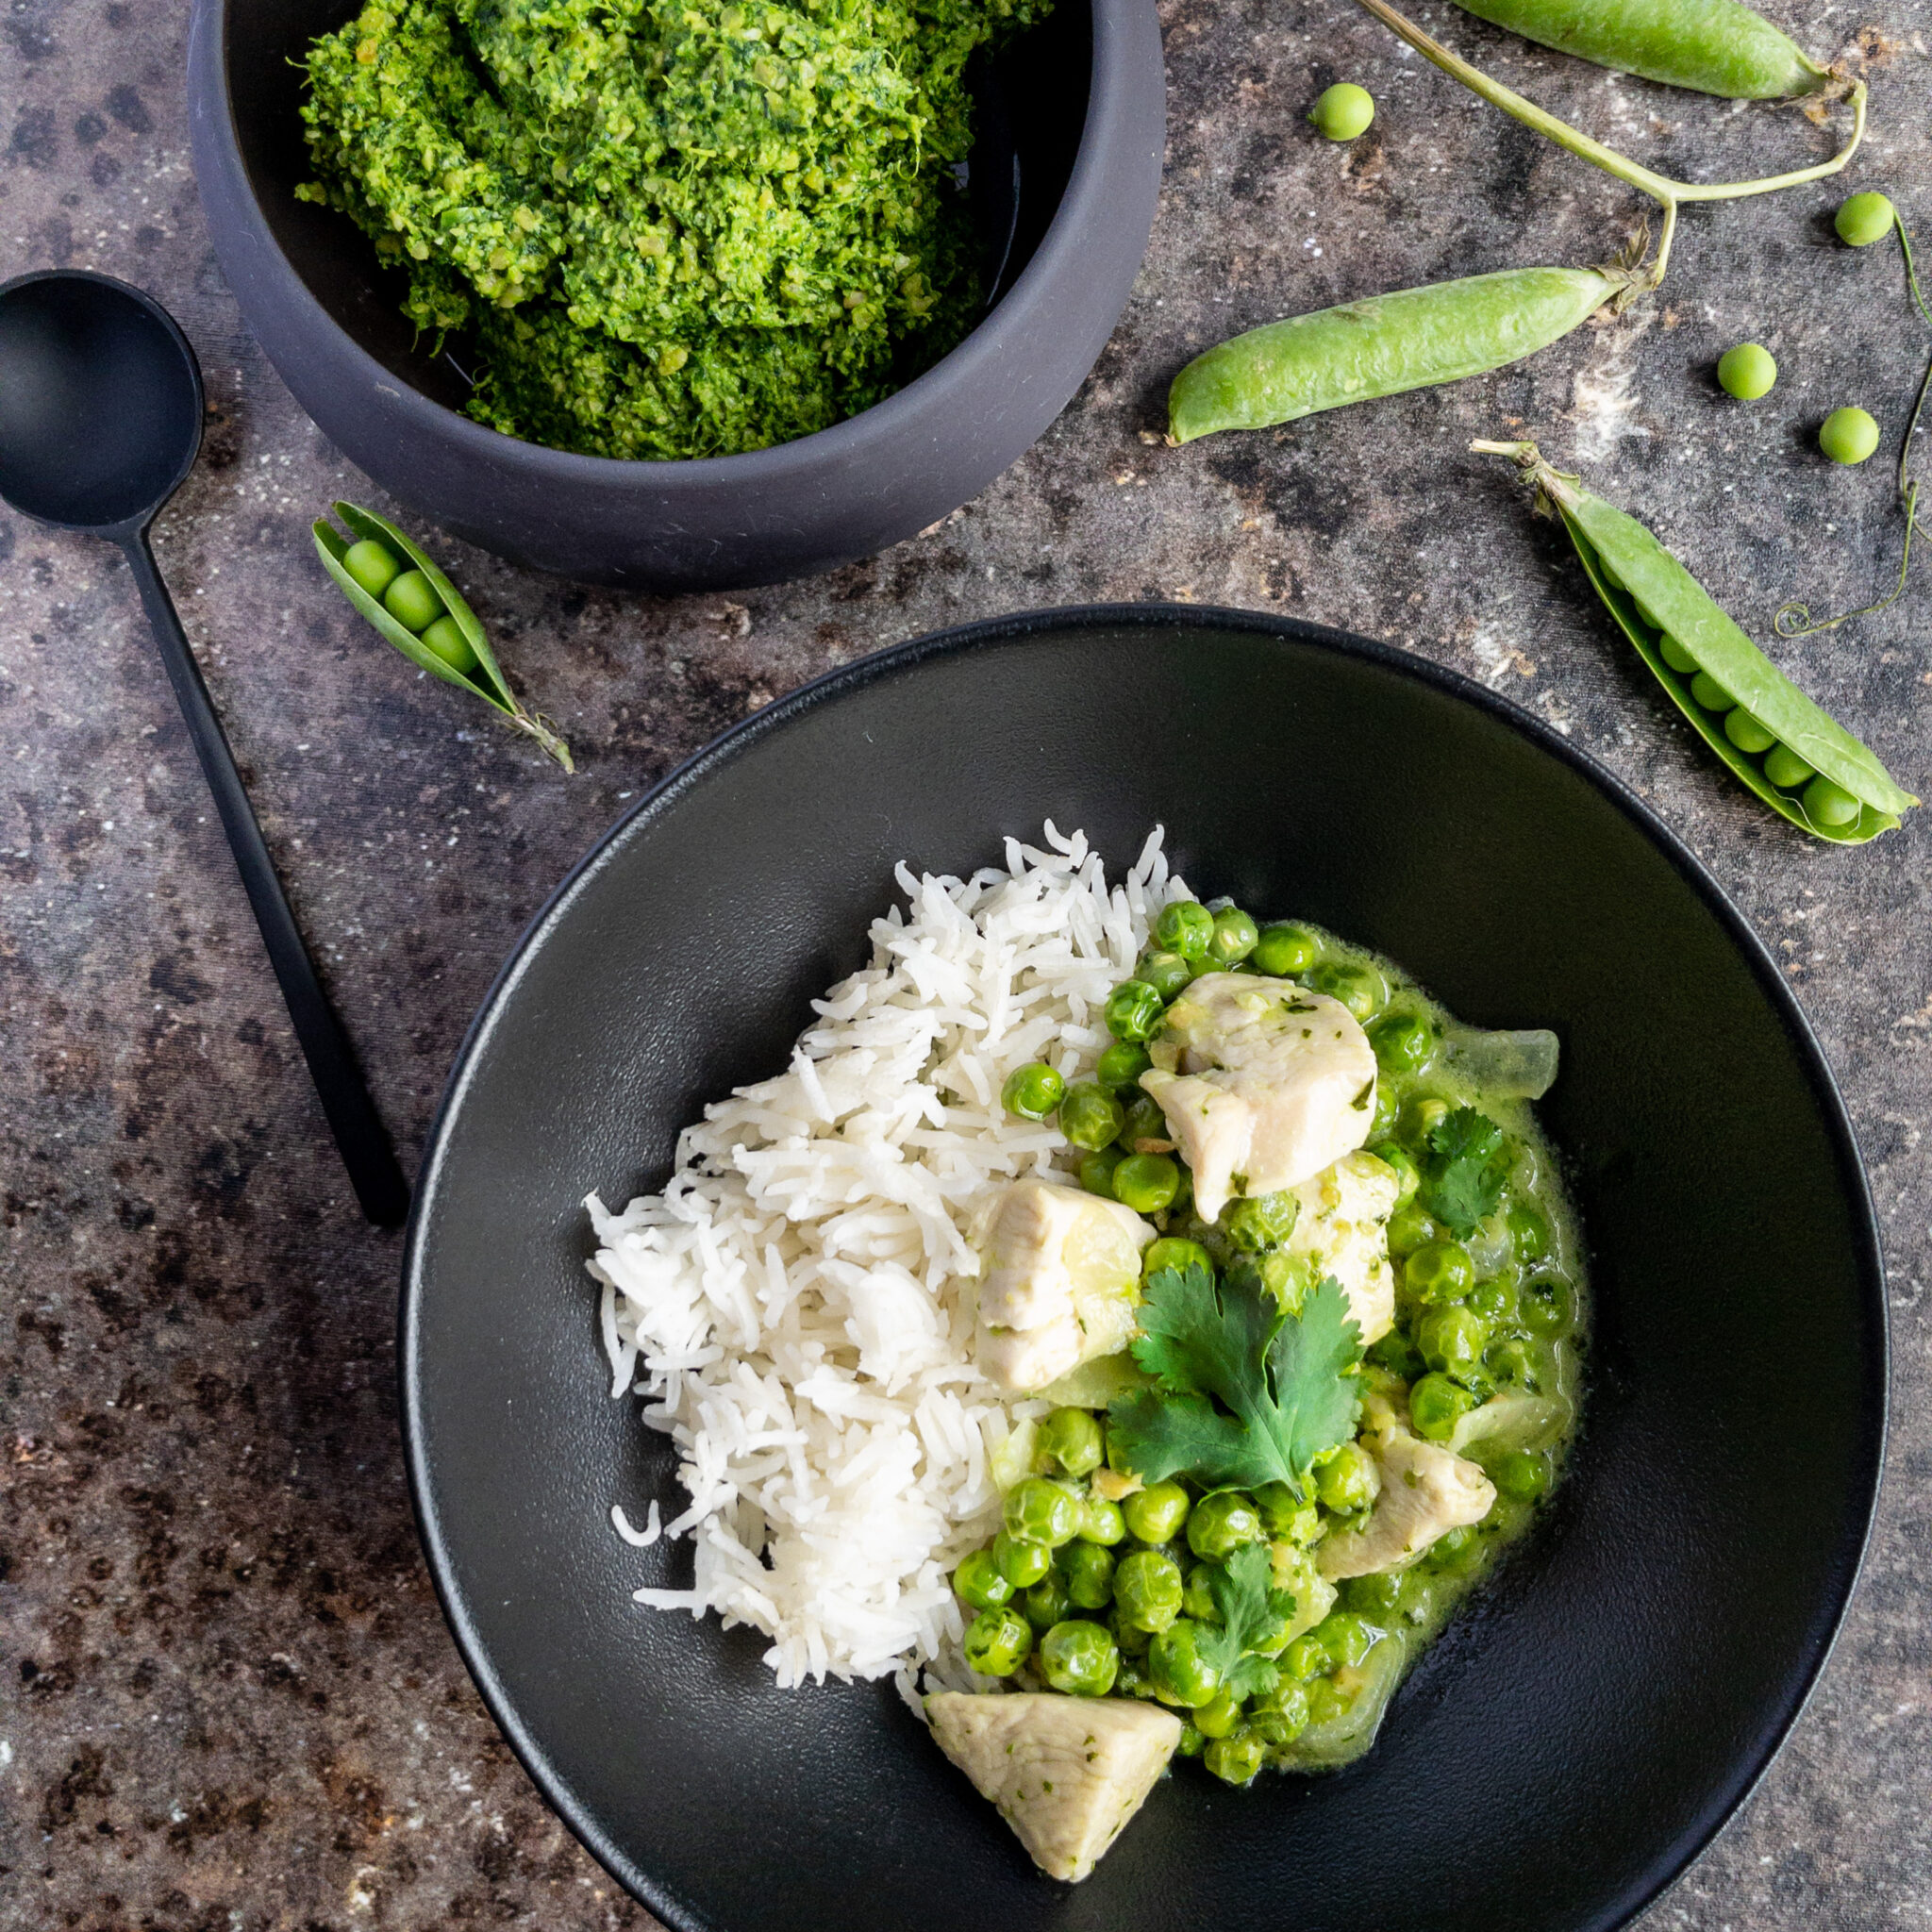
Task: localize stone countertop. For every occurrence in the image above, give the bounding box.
[4,1,1929,1925]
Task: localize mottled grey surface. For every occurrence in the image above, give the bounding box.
[4,0,1930,1925]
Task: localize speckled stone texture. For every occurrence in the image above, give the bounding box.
[3,1,1929,1925]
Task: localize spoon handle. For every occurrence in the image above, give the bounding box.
[121,532,411,1228]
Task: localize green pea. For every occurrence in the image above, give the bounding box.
[1305,959,1382,1020]
[1079,1147,1125,1197]
[1835,190,1896,248]
[1114,1549,1185,1632]
[1115,1659,1157,1700]
[1365,1328,1424,1381]
[1111,1607,1152,1657]
[1313,1441,1378,1515]
[1342,1570,1402,1615]
[1505,1202,1549,1263]
[1122,1479,1191,1545]
[1227,1250,1312,1314]
[1312,1610,1378,1668]
[1371,1143,1421,1207]
[1205,1729,1269,1784]
[1005,1477,1082,1548]
[1104,980,1166,1043]
[1187,1491,1264,1561]
[1658,634,1699,675]
[992,1529,1053,1588]
[1117,1091,1167,1151]
[952,1548,1013,1611]
[1251,922,1319,976]
[1023,1571,1073,1633]
[1040,1618,1120,1696]
[1000,1060,1065,1120]
[1820,407,1880,466]
[1255,1483,1320,1541]
[1417,1304,1489,1380]
[1154,900,1215,960]
[1803,775,1863,826]
[1493,1449,1552,1503]
[1468,1275,1517,1324]
[1113,1154,1180,1214]
[1722,708,1778,756]
[1688,670,1734,712]
[1485,1336,1538,1388]
[1716,342,1777,401]
[1180,1562,1219,1622]
[1409,1372,1474,1441]
[1371,1083,1402,1138]
[1058,1539,1117,1609]
[1404,1240,1474,1304]
[1137,949,1194,1000]
[1387,1203,1441,1258]
[1367,1009,1434,1073]
[1194,1688,1243,1740]
[1037,1407,1104,1478]
[1095,1041,1153,1089]
[1224,1190,1298,1253]
[1148,1617,1223,1707]
[1174,1722,1205,1758]
[1425,1524,1481,1574]
[1208,906,1259,965]
[1059,1082,1125,1152]
[342,537,404,600]
[382,568,444,634]
[1250,1681,1308,1741]
[417,613,480,675]
[1400,1096,1451,1148]
[1763,744,1816,791]
[963,1606,1032,1676]
[1078,1496,1127,1546]
[1309,81,1374,142]
[1143,1235,1212,1280]
[1519,1275,1574,1337]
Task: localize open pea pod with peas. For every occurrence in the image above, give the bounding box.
[313,501,574,772]
[1476,441,1917,843]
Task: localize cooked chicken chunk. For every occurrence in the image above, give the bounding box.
[1319,1410,1495,1578]
[925,1692,1182,1882]
[1140,974,1377,1223]
[1288,1150,1404,1344]
[974,1180,1155,1393]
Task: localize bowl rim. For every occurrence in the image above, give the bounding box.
[191,0,1142,479]
[399,601,1889,1932]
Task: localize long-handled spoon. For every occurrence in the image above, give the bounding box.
[0,269,409,1226]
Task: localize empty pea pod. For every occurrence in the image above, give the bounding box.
[1475,440,1918,843]
[313,501,574,772]
[1169,261,1641,442]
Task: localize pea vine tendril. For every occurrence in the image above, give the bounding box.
[1775,216,1932,639]
[1348,0,1867,285]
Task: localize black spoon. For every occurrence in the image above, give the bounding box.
[0,269,409,1227]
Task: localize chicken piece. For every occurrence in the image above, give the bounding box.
[925,1692,1182,1883]
[1319,1413,1495,1578]
[1140,974,1377,1223]
[1288,1149,1404,1345]
[974,1180,1155,1394]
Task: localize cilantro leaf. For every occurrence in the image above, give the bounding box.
[1194,1541,1293,1703]
[1416,1105,1512,1237]
[1108,1264,1362,1497]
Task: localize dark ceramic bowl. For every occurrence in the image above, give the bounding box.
[402,608,1885,1932]
[185,0,1163,591]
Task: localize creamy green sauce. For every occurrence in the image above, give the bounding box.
[299,0,1044,459]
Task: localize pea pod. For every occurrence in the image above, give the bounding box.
[1169,263,1641,443]
[1445,0,1829,99]
[1476,441,1916,843]
[313,502,574,772]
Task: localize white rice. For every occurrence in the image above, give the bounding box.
[586,824,1187,1696]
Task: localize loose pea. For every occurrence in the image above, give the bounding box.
[1835,190,1896,248]
[1114,1549,1185,1632]
[1658,634,1699,675]
[1417,1304,1489,1381]
[1096,1041,1153,1089]
[1468,1275,1517,1324]
[1342,1570,1402,1615]
[1367,1008,1434,1073]
[1519,1275,1575,1337]
[1281,1633,1329,1681]
[1023,1572,1073,1633]
[1372,1142,1421,1207]
[1058,1539,1117,1609]
[382,568,444,633]
[1716,342,1777,401]
[1803,775,1864,827]
[1505,1202,1549,1263]
[1409,1372,1475,1441]
[953,1549,1013,1611]
[1820,407,1880,466]
[992,1529,1053,1588]
[1148,1617,1223,1707]
[1040,1618,1120,1696]
[1306,1676,1353,1724]
[1366,1328,1424,1381]
[1688,670,1734,712]
[1187,1491,1264,1560]
[1256,1483,1320,1541]
[1724,708,1778,756]
[1205,1730,1268,1785]
[1372,1084,1402,1138]
[1309,81,1374,142]
[1764,744,1816,791]
[1143,1235,1212,1279]
[1252,1679,1308,1739]
[1387,1203,1442,1258]
[1400,1096,1450,1148]
[1313,1610,1378,1668]
[1251,922,1319,976]
[1493,1449,1552,1503]
[1208,906,1259,965]
[1078,1496,1127,1546]
[1227,1250,1312,1313]
[1059,1082,1125,1152]
[963,1605,1031,1675]
[1113,1154,1180,1214]
[1116,1660,1157,1700]
[1104,980,1166,1042]
[1111,1608,1152,1657]
[1404,1241,1474,1304]
[1137,949,1194,1000]
[1123,1480,1191,1545]
[1313,1441,1378,1515]
[342,537,404,600]
[1180,1563,1220,1622]
[1154,900,1215,959]
[1117,1091,1168,1151]
[1175,1722,1205,1758]
[1078,1147,1124,1197]
[1005,1477,1082,1548]
[1000,1060,1065,1120]
[1193,1688,1243,1739]
[418,613,480,675]
[1224,1190,1298,1252]
[1425,1524,1480,1574]
[1037,1407,1105,1477]
[1486,1336,1538,1388]
[1306,959,1381,1020]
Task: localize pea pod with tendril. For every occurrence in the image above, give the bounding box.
[1475,440,1917,843]
[313,502,573,772]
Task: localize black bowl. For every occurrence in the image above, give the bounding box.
[185,0,1162,591]
[402,608,1884,1932]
